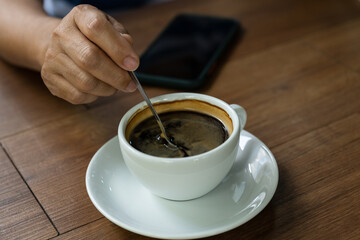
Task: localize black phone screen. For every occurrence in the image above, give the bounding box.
[136,14,239,89]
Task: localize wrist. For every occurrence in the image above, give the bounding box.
[34,17,61,70]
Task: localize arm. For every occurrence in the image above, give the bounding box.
[0,0,57,70]
[0,0,139,104]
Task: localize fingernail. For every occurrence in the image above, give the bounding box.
[123,56,138,70]
[125,80,137,92]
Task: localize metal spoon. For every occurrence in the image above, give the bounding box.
[128,71,178,150]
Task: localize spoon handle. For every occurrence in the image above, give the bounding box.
[128,72,178,149]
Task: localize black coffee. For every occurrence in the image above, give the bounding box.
[129,111,229,158]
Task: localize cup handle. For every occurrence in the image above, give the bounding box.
[230,104,247,131]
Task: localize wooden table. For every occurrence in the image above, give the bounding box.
[1,0,359,239]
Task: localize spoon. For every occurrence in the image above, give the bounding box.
[128,71,179,150]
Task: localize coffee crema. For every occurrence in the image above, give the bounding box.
[125,99,233,158]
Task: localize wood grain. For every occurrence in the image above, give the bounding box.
[2,111,117,233]
[49,115,360,240]
[100,39,360,149]
[0,0,359,239]
[304,17,360,73]
[0,61,85,139]
[52,218,154,240]
[266,114,360,240]
[116,0,360,58]
[199,114,360,240]
[1,91,159,233]
[0,147,57,239]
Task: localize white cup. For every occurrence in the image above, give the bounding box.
[118,93,247,201]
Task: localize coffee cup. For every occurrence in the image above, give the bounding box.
[118,93,247,200]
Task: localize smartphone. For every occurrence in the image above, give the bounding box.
[135,14,241,90]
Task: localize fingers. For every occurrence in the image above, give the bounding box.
[41,4,139,104]
[41,50,117,104]
[50,52,117,96]
[72,5,139,71]
[106,15,128,34]
[60,5,138,91]
[58,27,135,92]
[106,15,134,44]
[41,69,98,105]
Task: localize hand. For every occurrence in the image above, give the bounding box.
[41,4,139,104]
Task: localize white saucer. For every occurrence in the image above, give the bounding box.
[86,130,278,239]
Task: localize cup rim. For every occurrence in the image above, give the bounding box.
[118,92,240,162]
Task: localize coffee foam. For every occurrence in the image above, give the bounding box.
[125,99,233,141]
